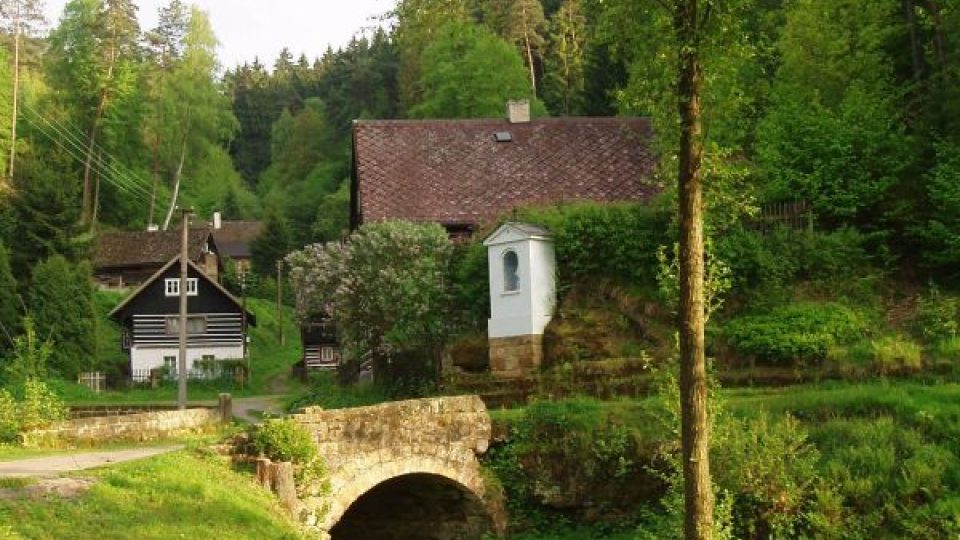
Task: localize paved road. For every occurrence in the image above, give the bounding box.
[0,446,183,478]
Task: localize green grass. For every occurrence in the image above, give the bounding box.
[0,450,305,540]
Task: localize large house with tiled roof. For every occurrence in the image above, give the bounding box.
[94,229,220,288]
[351,101,660,237]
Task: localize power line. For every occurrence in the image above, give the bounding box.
[20,103,159,198]
[18,110,157,202]
[23,102,159,195]
[18,113,155,205]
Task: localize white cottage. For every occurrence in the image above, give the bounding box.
[484,223,556,377]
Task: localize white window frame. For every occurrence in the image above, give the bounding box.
[164,278,198,297]
[321,347,335,362]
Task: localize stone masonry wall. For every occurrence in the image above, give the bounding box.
[21,408,221,446]
[290,395,500,537]
[489,334,543,377]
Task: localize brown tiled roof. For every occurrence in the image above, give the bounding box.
[94,229,214,269]
[353,117,660,226]
[211,220,263,259]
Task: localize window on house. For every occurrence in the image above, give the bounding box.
[202,354,215,362]
[163,356,177,373]
[166,316,207,335]
[321,347,335,362]
[164,278,198,297]
[503,250,520,292]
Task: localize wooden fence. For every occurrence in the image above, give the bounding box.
[751,200,814,234]
[78,372,106,394]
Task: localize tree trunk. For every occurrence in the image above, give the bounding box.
[91,150,102,232]
[674,1,713,539]
[904,0,922,81]
[162,138,188,230]
[148,140,160,227]
[8,12,21,183]
[82,38,118,225]
[522,4,538,98]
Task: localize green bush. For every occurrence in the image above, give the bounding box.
[516,202,671,290]
[252,418,317,464]
[724,303,871,364]
[717,226,876,301]
[911,286,960,342]
[485,398,657,522]
[0,389,18,443]
[17,379,67,432]
[829,336,924,378]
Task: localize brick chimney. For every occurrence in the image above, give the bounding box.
[507,100,530,124]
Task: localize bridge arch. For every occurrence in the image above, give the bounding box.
[291,396,503,539]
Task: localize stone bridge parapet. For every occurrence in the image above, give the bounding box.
[291,395,498,539]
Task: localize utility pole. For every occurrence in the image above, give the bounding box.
[276,259,285,347]
[177,207,194,410]
[241,267,250,384]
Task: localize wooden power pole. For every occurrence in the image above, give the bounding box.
[177,207,194,410]
[8,1,21,182]
[276,259,285,347]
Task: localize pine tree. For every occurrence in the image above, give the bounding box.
[250,210,292,278]
[0,241,19,348]
[29,256,97,379]
[8,153,84,278]
[543,0,586,115]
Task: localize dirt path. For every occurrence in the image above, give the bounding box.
[0,446,184,478]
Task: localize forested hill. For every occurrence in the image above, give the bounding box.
[0,0,959,284]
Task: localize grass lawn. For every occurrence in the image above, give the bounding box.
[0,450,305,540]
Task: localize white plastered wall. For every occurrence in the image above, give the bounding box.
[131,346,245,372]
[487,232,556,339]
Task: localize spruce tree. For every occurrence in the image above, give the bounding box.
[0,242,18,349]
[251,210,293,278]
[29,256,97,379]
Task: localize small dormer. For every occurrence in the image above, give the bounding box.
[483,222,556,377]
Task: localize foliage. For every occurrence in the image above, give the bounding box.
[724,303,871,365]
[6,153,85,277]
[910,285,960,342]
[484,397,655,524]
[409,21,545,119]
[287,221,452,383]
[655,238,732,323]
[0,389,17,443]
[0,317,51,389]
[28,256,97,379]
[828,336,924,378]
[16,378,67,432]
[286,371,390,412]
[518,202,671,291]
[250,210,292,278]
[0,242,18,347]
[715,226,878,303]
[252,418,316,464]
[914,142,960,278]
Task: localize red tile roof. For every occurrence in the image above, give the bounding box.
[94,229,214,270]
[353,117,660,227]
[211,220,263,260]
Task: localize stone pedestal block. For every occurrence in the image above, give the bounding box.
[489,334,543,377]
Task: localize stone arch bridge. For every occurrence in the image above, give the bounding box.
[288,395,503,540]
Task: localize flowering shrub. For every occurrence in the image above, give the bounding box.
[287,221,453,382]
